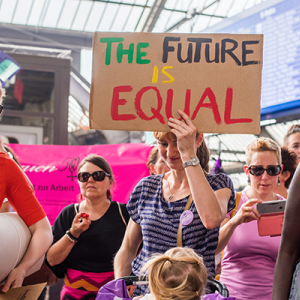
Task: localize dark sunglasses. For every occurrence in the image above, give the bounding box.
[78,171,110,182]
[247,165,281,176]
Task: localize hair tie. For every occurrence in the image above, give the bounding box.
[195,291,199,296]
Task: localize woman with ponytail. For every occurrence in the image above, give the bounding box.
[46,154,129,300]
[115,111,235,296]
[134,247,207,300]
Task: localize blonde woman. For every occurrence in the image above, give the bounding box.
[217,137,284,300]
[134,247,207,300]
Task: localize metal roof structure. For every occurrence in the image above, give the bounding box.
[0,0,299,188]
[0,0,267,34]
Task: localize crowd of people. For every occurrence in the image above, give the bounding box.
[1,82,300,300]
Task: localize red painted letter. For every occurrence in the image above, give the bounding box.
[165,89,191,120]
[111,86,137,121]
[224,87,252,124]
[134,86,165,124]
[191,87,221,124]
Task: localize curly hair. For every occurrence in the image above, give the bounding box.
[140,247,207,300]
[245,137,281,165]
[280,147,298,189]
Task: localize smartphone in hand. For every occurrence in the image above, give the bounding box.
[257,200,286,237]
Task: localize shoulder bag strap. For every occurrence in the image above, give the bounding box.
[177,195,193,247]
[117,202,127,227]
[74,203,79,215]
[230,192,242,219]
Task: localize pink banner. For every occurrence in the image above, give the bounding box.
[9,144,152,225]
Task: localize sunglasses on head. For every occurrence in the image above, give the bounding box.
[78,171,110,182]
[247,165,281,176]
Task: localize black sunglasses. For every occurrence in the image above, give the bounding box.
[247,165,281,176]
[78,171,110,182]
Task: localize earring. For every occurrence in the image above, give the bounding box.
[278,178,280,186]
[79,193,84,201]
[107,189,111,199]
[247,176,251,186]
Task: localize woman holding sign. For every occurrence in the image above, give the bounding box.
[0,87,52,292]
[46,154,129,300]
[114,110,235,295]
[216,137,284,300]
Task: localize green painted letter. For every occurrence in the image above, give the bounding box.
[100,37,124,65]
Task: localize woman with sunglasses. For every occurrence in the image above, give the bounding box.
[216,137,284,300]
[46,154,129,300]
[0,88,52,292]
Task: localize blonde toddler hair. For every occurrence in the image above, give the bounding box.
[140,247,207,300]
[245,137,281,165]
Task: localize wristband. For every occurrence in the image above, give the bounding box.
[66,229,78,243]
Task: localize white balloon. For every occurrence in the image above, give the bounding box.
[0,213,43,284]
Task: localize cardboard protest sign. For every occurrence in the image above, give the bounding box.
[0,283,46,300]
[90,33,263,134]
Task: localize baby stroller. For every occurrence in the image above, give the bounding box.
[96,275,231,300]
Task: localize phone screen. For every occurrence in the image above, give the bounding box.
[257,200,286,215]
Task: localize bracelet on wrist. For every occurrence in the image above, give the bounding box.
[66,229,78,243]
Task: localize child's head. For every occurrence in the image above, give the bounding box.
[141,247,207,300]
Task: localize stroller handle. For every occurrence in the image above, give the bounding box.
[119,276,229,297]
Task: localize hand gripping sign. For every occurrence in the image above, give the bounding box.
[90,32,263,134]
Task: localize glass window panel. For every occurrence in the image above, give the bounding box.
[27,0,46,26]
[227,0,248,17]
[147,0,155,6]
[152,10,171,32]
[84,2,105,32]
[244,0,257,10]
[12,0,33,24]
[175,21,193,33]
[175,0,194,11]
[214,0,233,17]
[122,0,138,4]
[135,7,150,32]
[71,1,93,31]
[123,6,143,32]
[135,0,148,4]
[0,115,54,144]
[192,14,211,32]
[110,5,132,32]
[98,3,119,31]
[208,16,223,27]
[56,0,80,29]
[3,70,55,113]
[42,0,65,28]
[165,11,185,31]
[202,2,219,15]
[0,0,17,23]
[80,49,92,83]
[165,0,179,10]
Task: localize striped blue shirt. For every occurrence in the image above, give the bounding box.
[127,173,235,280]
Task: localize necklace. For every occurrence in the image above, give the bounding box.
[167,180,180,200]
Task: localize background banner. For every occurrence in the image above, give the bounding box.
[9,143,152,225]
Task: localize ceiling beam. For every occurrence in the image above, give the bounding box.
[142,0,167,32]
